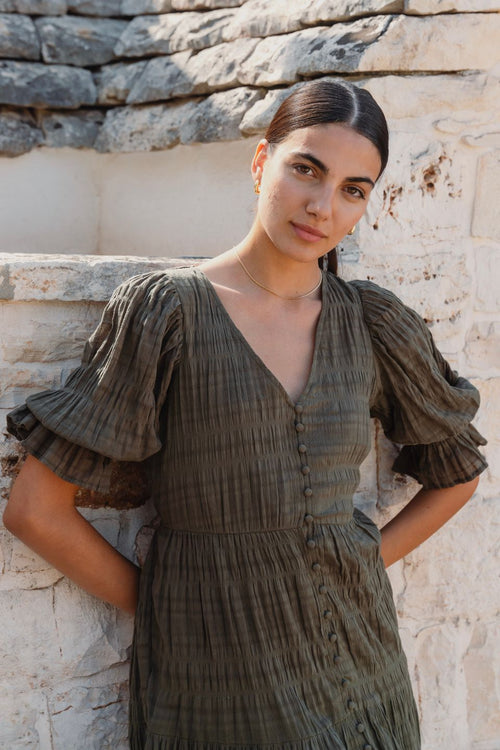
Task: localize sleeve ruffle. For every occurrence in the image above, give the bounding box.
[351,279,488,489]
[6,271,183,492]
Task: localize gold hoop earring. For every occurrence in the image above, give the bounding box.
[254,180,261,195]
[347,226,356,235]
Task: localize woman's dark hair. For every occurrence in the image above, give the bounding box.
[264,79,389,275]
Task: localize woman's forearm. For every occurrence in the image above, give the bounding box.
[379,475,480,568]
[3,455,140,615]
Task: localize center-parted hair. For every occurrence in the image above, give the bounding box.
[264,79,389,274]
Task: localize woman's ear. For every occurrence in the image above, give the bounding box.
[251,139,270,183]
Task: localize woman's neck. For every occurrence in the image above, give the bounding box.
[233,232,322,301]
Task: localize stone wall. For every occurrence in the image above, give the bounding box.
[0,0,499,748]
[0,251,498,749]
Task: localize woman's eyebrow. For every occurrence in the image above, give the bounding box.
[291,151,329,174]
[290,151,375,187]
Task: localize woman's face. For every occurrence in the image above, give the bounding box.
[251,122,382,263]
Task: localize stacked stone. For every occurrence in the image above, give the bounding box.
[0,0,500,155]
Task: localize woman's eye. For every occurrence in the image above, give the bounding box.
[293,163,314,176]
[345,185,365,199]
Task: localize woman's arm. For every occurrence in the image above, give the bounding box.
[379,475,480,568]
[2,455,140,615]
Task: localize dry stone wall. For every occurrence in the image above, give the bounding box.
[1,0,500,155]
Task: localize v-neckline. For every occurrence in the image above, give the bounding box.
[194,267,328,409]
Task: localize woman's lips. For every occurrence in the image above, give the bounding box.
[291,222,327,242]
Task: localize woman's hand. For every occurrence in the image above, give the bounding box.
[3,455,140,615]
[379,475,480,568]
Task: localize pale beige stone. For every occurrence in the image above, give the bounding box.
[472,151,500,241]
[464,620,500,745]
[49,680,130,750]
[415,622,471,749]
[0,253,176,302]
[465,322,500,373]
[406,0,500,13]
[398,497,498,622]
[474,247,500,312]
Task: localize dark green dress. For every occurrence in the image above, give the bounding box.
[7,268,487,750]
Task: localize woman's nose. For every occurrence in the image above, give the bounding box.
[305,187,334,220]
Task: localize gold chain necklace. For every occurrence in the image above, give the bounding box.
[234,249,323,301]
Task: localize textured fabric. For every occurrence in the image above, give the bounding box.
[7,268,487,750]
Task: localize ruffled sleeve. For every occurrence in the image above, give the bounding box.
[350,279,488,490]
[6,271,183,492]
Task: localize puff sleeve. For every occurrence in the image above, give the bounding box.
[351,280,488,490]
[6,271,183,493]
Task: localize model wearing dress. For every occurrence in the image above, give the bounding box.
[7,266,487,749]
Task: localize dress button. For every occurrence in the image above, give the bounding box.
[295,422,305,432]
[307,539,316,549]
[301,465,310,475]
[328,632,337,642]
[298,443,307,453]
[304,513,313,524]
[341,677,349,687]
[318,584,327,594]
[323,609,332,619]
[364,745,373,750]
[347,699,356,710]
[334,654,341,664]
[312,562,321,571]
[356,722,365,733]
[303,487,313,497]
[295,403,304,414]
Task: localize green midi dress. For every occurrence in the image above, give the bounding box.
[7,267,488,750]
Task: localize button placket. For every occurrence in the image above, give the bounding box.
[295,404,316,553]
[295,405,364,745]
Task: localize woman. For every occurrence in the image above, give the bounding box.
[4,80,487,749]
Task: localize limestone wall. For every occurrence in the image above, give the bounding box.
[0,243,498,749]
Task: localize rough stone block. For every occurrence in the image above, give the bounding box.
[399,497,497,622]
[464,620,500,746]
[96,86,263,151]
[0,365,66,409]
[0,0,66,11]
[67,0,124,14]
[52,577,132,676]
[38,109,105,149]
[224,0,403,39]
[49,680,130,750]
[366,70,500,120]
[361,132,474,262]
[414,622,471,748]
[172,0,245,7]
[0,253,181,302]
[94,59,148,105]
[0,60,96,109]
[181,86,264,143]
[127,39,259,104]
[346,248,471,346]
[0,588,62,683]
[0,13,40,61]
[472,151,500,241]
[474,247,500,312]
[405,0,500,12]
[465,322,500,374]
[0,303,99,363]
[126,50,193,104]
[121,0,173,10]
[0,106,43,156]
[0,686,50,749]
[238,14,500,86]
[36,16,128,67]
[114,8,237,57]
